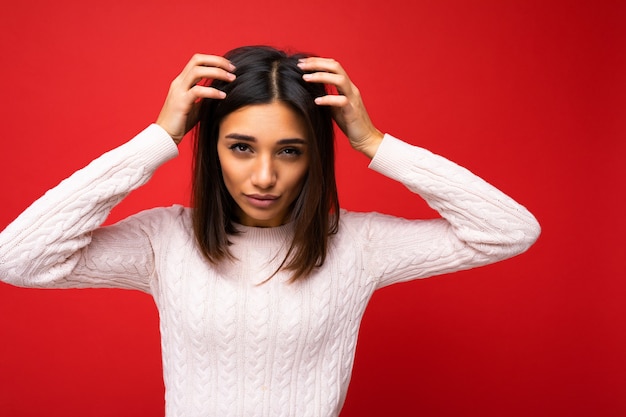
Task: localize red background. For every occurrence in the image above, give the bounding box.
[1,0,624,416]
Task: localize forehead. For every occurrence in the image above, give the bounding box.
[219,102,308,140]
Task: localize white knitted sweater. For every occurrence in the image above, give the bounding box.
[0,124,540,417]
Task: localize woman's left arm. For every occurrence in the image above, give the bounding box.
[300,57,541,287]
[364,134,540,287]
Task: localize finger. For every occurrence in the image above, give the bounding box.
[297,57,346,75]
[176,54,236,89]
[183,65,236,88]
[303,72,353,97]
[189,84,227,100]
[313,95,349,107]
[183,53,236,75]
[302,72,344,85]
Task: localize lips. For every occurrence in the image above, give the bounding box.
[245,194,280,209]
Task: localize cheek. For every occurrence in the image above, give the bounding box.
[287,165,309,194]
[217,152,239,191]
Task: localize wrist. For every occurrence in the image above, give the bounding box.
[355,130,384,159]
[155,120,182,145]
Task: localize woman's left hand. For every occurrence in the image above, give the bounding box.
[298,57,384,159]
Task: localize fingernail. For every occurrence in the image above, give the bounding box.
[302,74,312,80]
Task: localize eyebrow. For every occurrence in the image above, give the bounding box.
[224,133,307,145]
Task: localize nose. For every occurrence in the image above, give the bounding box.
[250,155,277,189]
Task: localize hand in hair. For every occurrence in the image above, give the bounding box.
[298,57,384,159]
[156,54,237,145]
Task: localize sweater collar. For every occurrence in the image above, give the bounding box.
[230,222,294,247]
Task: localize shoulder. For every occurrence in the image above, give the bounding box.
[338,209,373,231]
[336,209,439,251]
[337,209,412,238]
[339,208,417,227]
[116,204,193,234]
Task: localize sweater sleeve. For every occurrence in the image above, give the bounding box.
[357,134,541,289]
[0,124,179,292]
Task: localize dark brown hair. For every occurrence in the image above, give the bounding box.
[192,45,339,281]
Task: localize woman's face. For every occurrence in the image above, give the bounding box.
[217,101,310,227]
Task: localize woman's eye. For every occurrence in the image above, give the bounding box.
[280,148,303,157]
[229,143,250,153]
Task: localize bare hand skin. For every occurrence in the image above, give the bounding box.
[298,57,384,159]
[156,54,236,145]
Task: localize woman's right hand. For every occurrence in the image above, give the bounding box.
[156,54,236,144]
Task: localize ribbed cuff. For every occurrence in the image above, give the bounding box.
[368,133,433,182]
[122,124,180,173]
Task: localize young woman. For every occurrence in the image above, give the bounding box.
[0,46,540,417]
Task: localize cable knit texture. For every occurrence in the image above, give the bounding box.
[0,124,540,417]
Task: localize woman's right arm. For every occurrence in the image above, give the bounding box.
[0,125,178,290]
[0,54,236,290]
